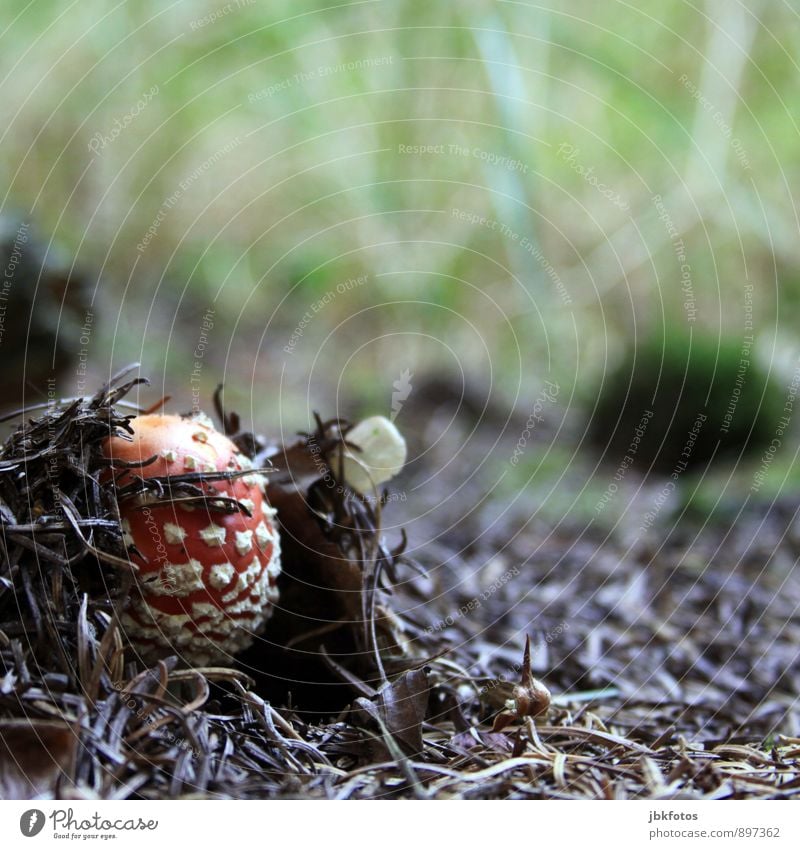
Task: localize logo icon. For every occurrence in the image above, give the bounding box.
[20,809,45,837]
[391,368,413,421]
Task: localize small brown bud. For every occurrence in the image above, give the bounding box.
[492,635,551,732]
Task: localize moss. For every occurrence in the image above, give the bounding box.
[589,333,784,474]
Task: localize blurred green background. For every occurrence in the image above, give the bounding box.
[2,0,799,526]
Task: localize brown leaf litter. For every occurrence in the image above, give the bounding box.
[0,369,798,799]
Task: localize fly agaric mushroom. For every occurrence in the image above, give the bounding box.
[102,413,281,665]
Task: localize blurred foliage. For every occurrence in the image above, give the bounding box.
[1,0,799,504]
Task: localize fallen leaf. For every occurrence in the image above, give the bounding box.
[451,729,515,755]
[354,668,430,755]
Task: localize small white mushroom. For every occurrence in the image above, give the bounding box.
[152,560,205,596]
[340,415,407,494]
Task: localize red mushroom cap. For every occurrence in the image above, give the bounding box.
[103,413,280,665]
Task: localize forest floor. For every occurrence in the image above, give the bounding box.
[1,373,799,800]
